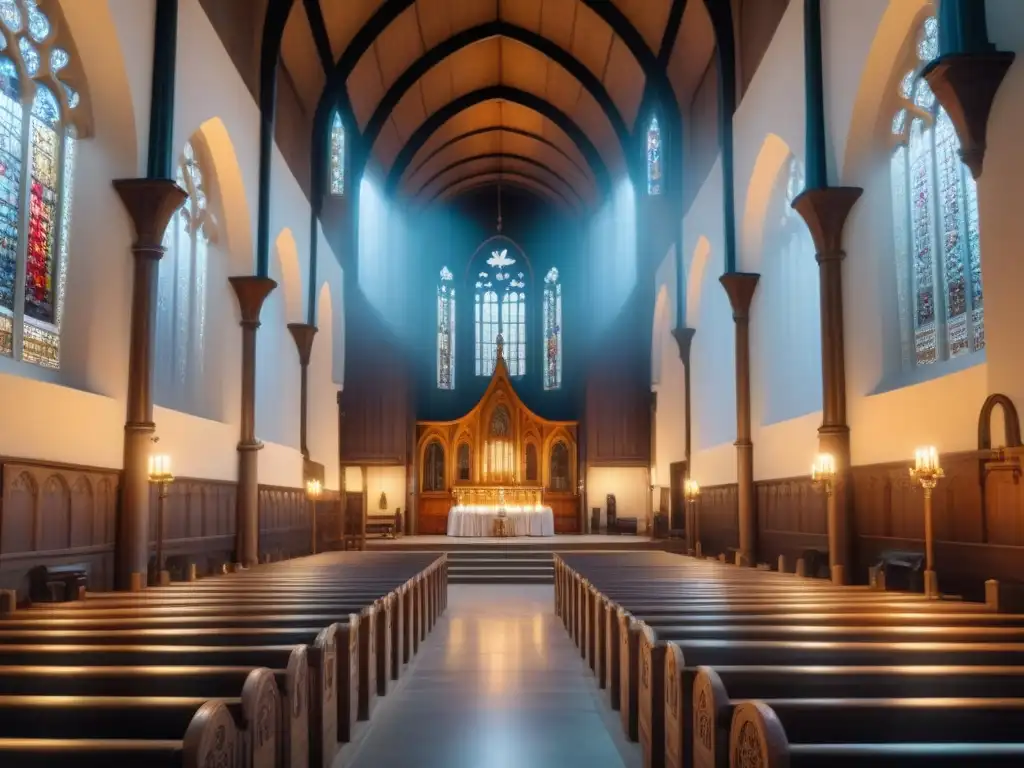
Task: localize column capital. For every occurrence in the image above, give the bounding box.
[671,326,696,367]
[719,272,760,321]
[229,276,277,327]
[113,178,187,251]
[923,51,1015,179]
[287,322,318,367]
[791,186,863,260]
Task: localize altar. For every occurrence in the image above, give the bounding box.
[415,336,580,536]
[445,486,554,537]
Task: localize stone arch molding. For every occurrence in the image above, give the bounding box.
[685,236,712,329]
[741,134,794,272]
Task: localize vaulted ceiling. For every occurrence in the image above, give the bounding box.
[267,0,724,212]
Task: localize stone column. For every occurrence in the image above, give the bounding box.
[228,276,277,567]
[114,180,187,591]
[287,323,318,459]
[719,273,759,566]
[793,188,862,583]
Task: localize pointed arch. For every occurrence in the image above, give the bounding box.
[685,236,712,329]
[274,228,302,323]
[192,116,252,273]
[741,133,793,271]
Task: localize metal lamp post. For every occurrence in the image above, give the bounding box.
[684,478,701,556]
[147,452,174,586]
[909,446,944,599]
[306,479,322,555]
[811,452,843,584]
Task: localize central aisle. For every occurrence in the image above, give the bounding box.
[345,585,641,768]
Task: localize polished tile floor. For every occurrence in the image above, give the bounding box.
[343,585,641,768]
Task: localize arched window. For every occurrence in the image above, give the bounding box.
[890,15,983,368]
[422,439,445,491]
[329,110,345,196]
[475,247,526,376]
[156,140,214,415]
[457,442,470,481]
[0,1,80,368]
[525,443,538,483]
[543,267,562,390]
[549,441,570,492]
[646,114,663,196]
[437,265,454,389]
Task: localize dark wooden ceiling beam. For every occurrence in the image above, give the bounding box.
[406,126,593,185]
[413,152,587,206]
[385,86,611,197]
[427,170,577,212]
[302,0,334,75]
[361,21,631,189]
[659,0,689,66]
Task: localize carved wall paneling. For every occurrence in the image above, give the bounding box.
[695,483,740,558]
[416,351,579,533]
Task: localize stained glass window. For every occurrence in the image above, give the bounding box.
[155,140,214,416]
[0,3,79,368]
[437,265,455,389]
[646,114,662,195]
[543,267,562,390]
[889,15,983,368]
[475,246,527,376]
[329,111,344,196]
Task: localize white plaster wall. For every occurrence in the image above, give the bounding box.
[586,466,648,528]
[365,466,406,518]
[654,0,1017,487]
[0,0,345,494]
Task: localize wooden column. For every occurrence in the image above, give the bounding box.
[924,0,1014,180]
[720,273,759,566]
[228,276,277,567]
[793,188,861,581]
[360,465,369,550]
[114,180,186,590]
[671,327,696,474]
[287,323,317,459]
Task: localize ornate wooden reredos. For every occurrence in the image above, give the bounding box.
[415,338,579,534]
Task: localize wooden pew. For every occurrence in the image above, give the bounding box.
[0,700,241,768]
[0,662,309,767]
[728,699,1024,767]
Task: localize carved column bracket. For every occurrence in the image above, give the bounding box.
[791,187,863,258]
[923,52,1015,179]
[113,177,187,591]
[671,326,696,367]
[719,273,759,565]
[288,322,318,459]
[228,275,277,567]
[720,273,760,321]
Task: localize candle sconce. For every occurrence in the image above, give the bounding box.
[909,446,944,599]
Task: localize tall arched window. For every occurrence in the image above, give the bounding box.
[543,267,562,390]
[329,110,345,196]
[0,1,81,369]
[475,247,526,376]
[156,140,214,415]
[890,15,983,368]
[549,441,570,491]
[437,265,455,389]
[646,114,663,195]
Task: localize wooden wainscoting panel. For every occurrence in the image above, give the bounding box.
[418,493,450,535]
[755,476,827,566]
[0,459,119,594]
[697,484,739,558]
[546,493,580,534]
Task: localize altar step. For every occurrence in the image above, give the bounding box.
[446,551,554,584]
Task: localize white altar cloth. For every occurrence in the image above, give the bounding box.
[446,505,555,537]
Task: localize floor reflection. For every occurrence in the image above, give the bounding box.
[345,585,640,768]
